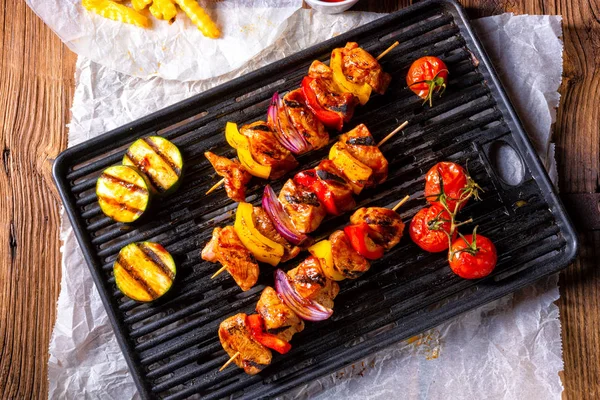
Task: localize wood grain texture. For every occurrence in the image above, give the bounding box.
[0,0,76,398]
[0,0,597,398]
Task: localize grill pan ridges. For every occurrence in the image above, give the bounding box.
[53,1,577,398]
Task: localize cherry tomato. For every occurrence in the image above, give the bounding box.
[409,204,455,253]
[406,56,448,106]
[424,161,470,213]
[449,233,497,279]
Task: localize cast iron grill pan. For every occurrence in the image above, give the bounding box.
[53,1,577,399]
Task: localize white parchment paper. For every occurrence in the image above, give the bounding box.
[26,0,303,81]
[48,11,565,400]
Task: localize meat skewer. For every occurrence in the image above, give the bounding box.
[217,195,410,374]
[206,41,399,196]
[204,122,406,284]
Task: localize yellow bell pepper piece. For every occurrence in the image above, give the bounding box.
[174,0,221,39]
[149,0,177,21]
[234,202,284,266]
[82,0,151,28]
[225,122,249,150]
[309,240,345,281]
[225,122,272,179]
[131,0,152,11]
[331,49,372,106]
[237,148,271,179]
[329,142,373,194]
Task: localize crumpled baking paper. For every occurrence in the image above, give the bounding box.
[48,11,565,400]
[26,0,303,81]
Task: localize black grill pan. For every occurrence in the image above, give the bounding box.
[53,1,578,398]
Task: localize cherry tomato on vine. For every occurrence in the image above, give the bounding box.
[448,231,497,279]
[424,161,472,213]
[406,56,449,106]
[409,204,456,253]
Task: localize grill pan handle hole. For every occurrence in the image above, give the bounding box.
[487,140,525,186]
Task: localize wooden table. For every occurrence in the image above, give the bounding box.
[0,0,598,398]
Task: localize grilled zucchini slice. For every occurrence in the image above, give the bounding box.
[96,165,152,223]
[123,136,183,194]
[114,242,176,302]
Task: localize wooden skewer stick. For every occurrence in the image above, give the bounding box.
[392,195,411,212]
[206,178,225,195]
[377,120,408,147]
[376,41,400,61]
[211,266,227,279]
[219,351,240,372]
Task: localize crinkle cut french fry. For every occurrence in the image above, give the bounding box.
[82,0,150,28]
[131,0,152,11]
[149,0,177,21]
[174,0,220,38]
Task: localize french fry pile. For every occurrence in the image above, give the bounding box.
[82,0,221,38]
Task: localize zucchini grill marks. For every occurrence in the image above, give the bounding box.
[123,136,183,194]
[96,165,152,223]
[114,242,177,302]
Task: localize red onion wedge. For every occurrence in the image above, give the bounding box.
[262,185,313,247]
[267,92,310,154]
[274,269,333,322]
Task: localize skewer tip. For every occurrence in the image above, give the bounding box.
[219,351,240,372]
[206,178,225,195]
[392,195,410,212]
[377,120,409,147]
[211,266,227,279]
[376,41,400,61]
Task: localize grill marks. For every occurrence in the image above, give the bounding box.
[114,242,176,302]
[142,137,182,177]
[138,243,176,281]
[98,196,145,217]
[116,253,160,300]
[99,173,149,195]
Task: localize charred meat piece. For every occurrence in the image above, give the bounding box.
[340,42,391,94]
[284,89,329,150]
[201,227,259,291]
[279,179,326,234]
[287,256,340,309]
[306,76,357,123]
[350,207,405,250]
[340,124,388,184]
[218,313,272,375]
[252,206,300,262]
[240,121,299,179]
[315,160,356,215]
[256,286,304,343]
[330,230,370,279]
[308,59,333,80]
[204,152,252,202]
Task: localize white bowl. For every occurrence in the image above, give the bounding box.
[305,0,360,14]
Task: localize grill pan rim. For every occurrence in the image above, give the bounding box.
[52,1,578,398]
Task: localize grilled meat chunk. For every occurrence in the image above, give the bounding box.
[340,124,388,184]
[201,227,259,291]
[308,59,333,81]
[287,256,340,309]
[330,230,370,279]
[239,121,299,179]
[279,179,326,234]
[340,42,391,94]
[283,89,329,150]
[350,207,405,250]
[252,206,300,262]
[219,313,272,375]
[315,160,356,215]
[204,152,252,202]
[256,286,304,343]
[306,76,357,124]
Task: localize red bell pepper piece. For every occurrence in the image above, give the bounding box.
[245,314,292,354]
[344,223,385,260]
[294,170,340,216]
[301,76,344,131]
